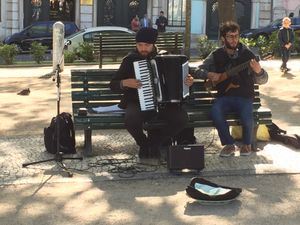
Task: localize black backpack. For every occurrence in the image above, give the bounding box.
[44,112,76,154]
[266,122,300,149]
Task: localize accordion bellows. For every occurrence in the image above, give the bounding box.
[186,177,242,202]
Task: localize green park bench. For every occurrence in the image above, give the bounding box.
[71,68,272,156]
[93,32,184,68]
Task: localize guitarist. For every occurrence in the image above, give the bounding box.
[194,21,268,157]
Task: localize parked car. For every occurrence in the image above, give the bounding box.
[64,26,135,52]
[241,17,300,39]
[3,21,79,51]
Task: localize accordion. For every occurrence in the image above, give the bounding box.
[133,55,189,111]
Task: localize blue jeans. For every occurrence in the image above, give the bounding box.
[211,96,253,145]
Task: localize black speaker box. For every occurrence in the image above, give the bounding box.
[167,144,205,171]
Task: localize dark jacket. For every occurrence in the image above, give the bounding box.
[194,43,268,99]
[278,27,295,48]
[156,16,168,32]
[110,48,158,109]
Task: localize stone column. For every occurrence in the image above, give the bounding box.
[251,0,260,28]
[79,0,93,28]
[75,0,81,28]
[259,0,272,27]
[151,0,159,27]
[6,0,20,36]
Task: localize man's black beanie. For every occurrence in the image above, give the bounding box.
[135,27,158,44]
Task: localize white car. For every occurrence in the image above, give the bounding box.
[64,26,135,51]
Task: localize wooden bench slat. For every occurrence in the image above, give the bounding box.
[94,33,184,68]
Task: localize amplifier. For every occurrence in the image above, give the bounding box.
[167,144,204,171]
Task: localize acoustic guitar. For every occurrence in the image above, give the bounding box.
[204,56,260,92]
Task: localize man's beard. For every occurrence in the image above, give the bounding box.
[139,51,150,57]
[224,39,238,50]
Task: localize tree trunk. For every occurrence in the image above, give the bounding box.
[217,0,236,24]
[217,0,236,42]
[184,0,191,58]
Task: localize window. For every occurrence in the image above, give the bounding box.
[50,0,75,21]
[80,0,92,5]
[83,30,132,43]
[83,32,96,42]
[167,0,186,27]
[28,24,48,35]
[31,0,42,21]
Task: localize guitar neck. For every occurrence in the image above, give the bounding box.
[225,60,250,78]
[205,56,259,89]
[226,56,259,78]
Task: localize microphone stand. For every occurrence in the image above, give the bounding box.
[22,44,83,177]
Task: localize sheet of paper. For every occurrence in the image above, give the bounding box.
[92,104,124,113]
[182,61,190,98]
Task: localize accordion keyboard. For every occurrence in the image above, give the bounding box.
[133,60,156,111]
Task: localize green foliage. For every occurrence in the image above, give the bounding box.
[76,42,95,62]
[241,30,300,58]
[241,32,280,59]
[197,35,218,59]
[198,34,288,60]
[240,37,256,48]
[267,32,280,57]
[255,35,273,58]
[64,50,77,63]
[30,42,48,64]
[0,44,18,64]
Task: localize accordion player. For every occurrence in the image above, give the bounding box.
[134,54,190,111]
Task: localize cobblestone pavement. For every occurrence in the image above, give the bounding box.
[1,128,300,186]
[1,59,300,185]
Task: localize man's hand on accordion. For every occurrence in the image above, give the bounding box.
[122,78,142,89]
[184,74,194,87]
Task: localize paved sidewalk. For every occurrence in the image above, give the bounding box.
[2,133,300,186]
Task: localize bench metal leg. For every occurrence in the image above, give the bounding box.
[84,129,93,157]
[251,124,259,151]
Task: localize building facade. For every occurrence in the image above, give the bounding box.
[1,0,300,41]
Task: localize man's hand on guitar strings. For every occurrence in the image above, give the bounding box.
[207,72,221,82]
[207,72,228,86]
[249,59,262,74]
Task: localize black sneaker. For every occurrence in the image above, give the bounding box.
[138,146,149,159]
[159,146,168,162]
[281,67,290,72]
[149,145,161,159]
